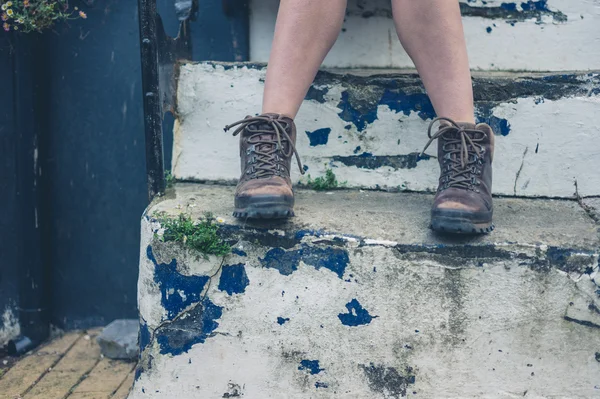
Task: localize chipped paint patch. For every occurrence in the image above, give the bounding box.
[260,245,349,279]
[298,360,324,375]
[338,299,377,326]
[460,0,567,23]
[147,245,210,319]
[218,264,250,295]
[155,297,223,356]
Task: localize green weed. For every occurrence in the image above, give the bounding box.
[165,170,175,189]
[155,212,230,258]
[303,168,346,191]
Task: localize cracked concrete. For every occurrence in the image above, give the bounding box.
[132,184,600,398]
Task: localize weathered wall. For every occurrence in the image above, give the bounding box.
[0,34,20,347]
[173,63,600,198]
[251,0,600,71]
[132,184,600,398]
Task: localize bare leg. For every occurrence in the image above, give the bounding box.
[262,0,347,118]
[391,0,475,123]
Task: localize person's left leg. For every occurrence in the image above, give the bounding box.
[391,0,474,122]
[391,0,495,234]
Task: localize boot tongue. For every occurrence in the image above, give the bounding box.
[439,121,479,141]
[244,121,287,154]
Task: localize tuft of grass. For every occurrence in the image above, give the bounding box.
[156,212,230,258]
[165,170,175,189]
[303,168,346,191]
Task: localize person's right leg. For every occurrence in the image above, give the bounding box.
[225,0,346,219]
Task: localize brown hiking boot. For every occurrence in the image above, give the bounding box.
[224,113,304,219]
[421,117,495,234]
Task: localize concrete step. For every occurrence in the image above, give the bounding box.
[251,0,600,71]
[132,183,600,398]
[173,63,600,197]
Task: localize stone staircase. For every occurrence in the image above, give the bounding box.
[131,0,600,397]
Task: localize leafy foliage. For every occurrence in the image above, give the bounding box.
[1,0,86,33]
[156,213,230,258]
[303,168,346,191]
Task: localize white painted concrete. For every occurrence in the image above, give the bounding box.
[250,0,600,71]
[0,307,20,347]
[131,184,600,399]
[173,63,600,198]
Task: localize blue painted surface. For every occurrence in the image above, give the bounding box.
[260,245,349,279]
[476,106,512,136]
[232,248,247,257]
[156,297,223,356]
[139,321,152,353]
[338,299,376,326]
[337,91,379,132]
[294,229,325,241]
[305,86,329,103]
[306,128,331,146]
[379,90,436,121]
[338,89,436,131]
[218,263,250,295]
[147,246,210,319]
[315,382,329,389]
[299,360,324,374]
[519,0,552,12]
[277,317,290,325]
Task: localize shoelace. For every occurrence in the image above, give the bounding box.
[224,115,305,179]
[421,117,486,191]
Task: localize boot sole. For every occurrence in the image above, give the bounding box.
[234,195,294,219]
[431,210,494,235]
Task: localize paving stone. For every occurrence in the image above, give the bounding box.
[96,320,139,360]
[0,332,82,399]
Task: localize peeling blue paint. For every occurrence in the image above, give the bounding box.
[306,128,331,146]
[476,106,511,136]
[337,91,378,132]
[156,296,223,356]
[489,116,511,136]
[139,321,151,353]
[315,382,329,389]
[147,246,210,319]
[260,245,349,279]
[332,153,431,170]
[218,263,250,295]
[277,317,290,325]
[460,0,567,23]
[379,90,436,121]
[299,360,324,374]
[337,89,436,131]
[232,248,247,257]
[305,86,329,103]
[339,299,377,326]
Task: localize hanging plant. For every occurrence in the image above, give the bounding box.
[1,0,86,33]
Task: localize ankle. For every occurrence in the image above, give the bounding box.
[439,115,476,124]
[261,110,296,120]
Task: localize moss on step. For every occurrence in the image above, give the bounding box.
[155,212,230,258]
[165,170,175,189]
[301,168,346,191]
